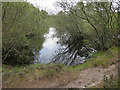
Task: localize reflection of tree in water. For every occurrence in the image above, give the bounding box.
[53,33,94,66]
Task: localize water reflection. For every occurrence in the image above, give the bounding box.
[35,27,64,64]
[34,27,96,65]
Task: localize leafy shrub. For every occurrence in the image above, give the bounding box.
[103,74,118,88]
[18,71,26,78]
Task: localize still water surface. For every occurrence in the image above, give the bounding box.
[34,27,65,64]
[34,27,96,65]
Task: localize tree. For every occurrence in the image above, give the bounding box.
[2,2,49,65]
[52,1,119,65]
[56,1,119,51]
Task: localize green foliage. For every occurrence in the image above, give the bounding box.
[2,2,49,65]
[102,75,118,88]
[54,2,119,52]
[18,71,26,78]
[2,1,119,67]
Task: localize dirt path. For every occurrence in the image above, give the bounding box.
[4,63,118,88]
[61,64,118,88]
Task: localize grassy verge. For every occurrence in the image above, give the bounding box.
[2,63,65,87]
[2,46,119,87]
[63,46,119,71]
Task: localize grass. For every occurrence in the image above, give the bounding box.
[2,63,65,87]
[63,46,119,71]
[2,46,119,87]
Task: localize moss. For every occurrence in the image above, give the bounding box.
[92,51,105,57]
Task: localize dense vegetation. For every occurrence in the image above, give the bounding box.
[2,1,119,66]
[52,2,119,65]
[2,2,50,65]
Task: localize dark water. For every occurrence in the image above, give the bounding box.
[34,27,96,65]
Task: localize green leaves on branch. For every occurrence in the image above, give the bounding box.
[2,2,49,65]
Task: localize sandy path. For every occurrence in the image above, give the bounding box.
[60,64,118,88]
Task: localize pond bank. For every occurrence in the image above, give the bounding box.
[2,46,119,88]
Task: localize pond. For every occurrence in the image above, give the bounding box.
[34,27,65,64]
[34,27,96,65]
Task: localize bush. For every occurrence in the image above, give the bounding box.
[103,74,118,88]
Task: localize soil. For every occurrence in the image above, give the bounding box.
[3,63,118,88]
[62,64,118,88]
